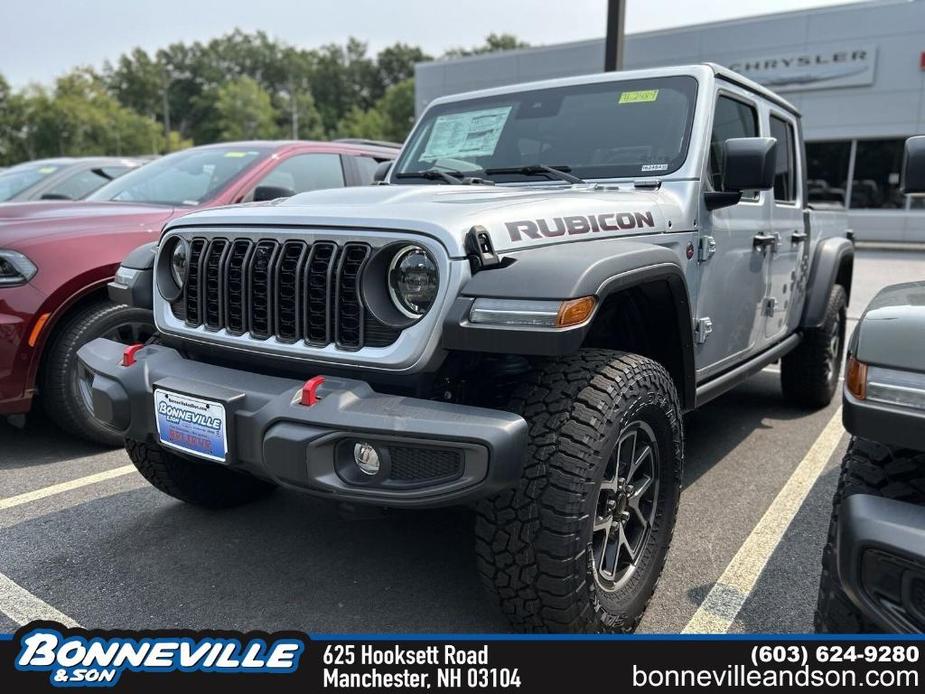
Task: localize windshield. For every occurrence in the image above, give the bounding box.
[87,146,271,206]
[395,76,698,183]
[0,163,62,201]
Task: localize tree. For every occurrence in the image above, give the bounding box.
[376,43,431,90]
[336,105,387,141]
[377,79,415,143]
[0,69,167,163]
[104,48,163,120]
[213,76,280,141]
[443,33,530,58]
[334,78,416,144]
[0,74,27,163]
[6,30,515,164]
[310,38,379,135]
[279,89,325,140]
[100,31,442,143]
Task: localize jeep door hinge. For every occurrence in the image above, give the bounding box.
[695,317,713,344]
[698,235,716,262]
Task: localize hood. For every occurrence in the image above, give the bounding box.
[166,183,686,257]
[854,281,925,373]
[0,200,175,222]
[0,201,176,249]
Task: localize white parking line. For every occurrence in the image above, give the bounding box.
[682,407,845,633]
[0,465,136,511]
[0,571,81,627]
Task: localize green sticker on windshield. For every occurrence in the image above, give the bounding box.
[38,166,58,174]
[619,90,659,104]
[224,151,248,158]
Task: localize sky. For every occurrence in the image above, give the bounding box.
[0,0,871,87]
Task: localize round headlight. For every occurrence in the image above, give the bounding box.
[388,245,438,318]
[170,239,189,289]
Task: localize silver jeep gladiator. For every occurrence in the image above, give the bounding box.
[79,64,854,632]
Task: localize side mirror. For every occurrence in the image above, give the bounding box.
[902,136,925,195]
[705,137,777,211]
[253,185,295,202]
[722,137,777,192]
[373,160,393,183]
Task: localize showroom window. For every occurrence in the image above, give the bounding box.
[806,141,851,206]
[851,139,906,209]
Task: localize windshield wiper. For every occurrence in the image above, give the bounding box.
[395,169,464,185]
[483,165,585,184]
[90,168,116,181]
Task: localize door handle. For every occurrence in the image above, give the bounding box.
[791,231,808,243]
[753,233,776,250]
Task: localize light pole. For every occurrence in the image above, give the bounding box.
[162,68,174,153]
[605,0,626,72]
[288,77,299,139]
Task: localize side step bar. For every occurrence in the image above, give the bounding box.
[695,333,802,408]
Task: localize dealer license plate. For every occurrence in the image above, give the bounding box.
[154,389,228,462]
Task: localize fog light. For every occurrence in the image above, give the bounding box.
[354,443,381,476]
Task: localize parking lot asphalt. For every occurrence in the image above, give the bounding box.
[0,245,922,635]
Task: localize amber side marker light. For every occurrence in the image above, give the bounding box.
[556,296,596,328]
[846,355,868,400]
[27,312,51,348]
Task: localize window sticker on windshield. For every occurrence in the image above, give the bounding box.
[224,151,250,158]
[421,106,512,160]
[619,90,659,104]
[38,166,58,174]
[641,163,669,172]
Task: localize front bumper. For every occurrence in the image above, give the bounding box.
[837,494,925,632]
[843,391,925,451]
[77,338,528,508]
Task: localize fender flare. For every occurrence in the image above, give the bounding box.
[802,237,854,329]
[440,239,696,410]
[107,241,157,310]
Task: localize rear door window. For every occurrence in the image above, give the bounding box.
[43,166,132,200]
[353,156,381,185]
[769,115,797,202]
[251,153,345,199]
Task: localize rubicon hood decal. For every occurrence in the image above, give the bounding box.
[506,211,656,242]
[164,183,682,257]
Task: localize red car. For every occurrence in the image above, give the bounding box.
[0,139,398,444]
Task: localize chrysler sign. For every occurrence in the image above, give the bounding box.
[727,44,877,92]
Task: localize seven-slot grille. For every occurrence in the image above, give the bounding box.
[171,237,401,350]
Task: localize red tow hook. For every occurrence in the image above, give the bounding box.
[300,376,326,406]
[121,343,145,366]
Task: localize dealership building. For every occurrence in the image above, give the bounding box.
[415,0,925,242]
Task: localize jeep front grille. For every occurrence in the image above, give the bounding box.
[170,237,401,350]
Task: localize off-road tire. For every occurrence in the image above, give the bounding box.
[475,350,683,632]
[126,439,276,509]
[815,438,925,633]
[42,300,155,447]
[781,284,847,409]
